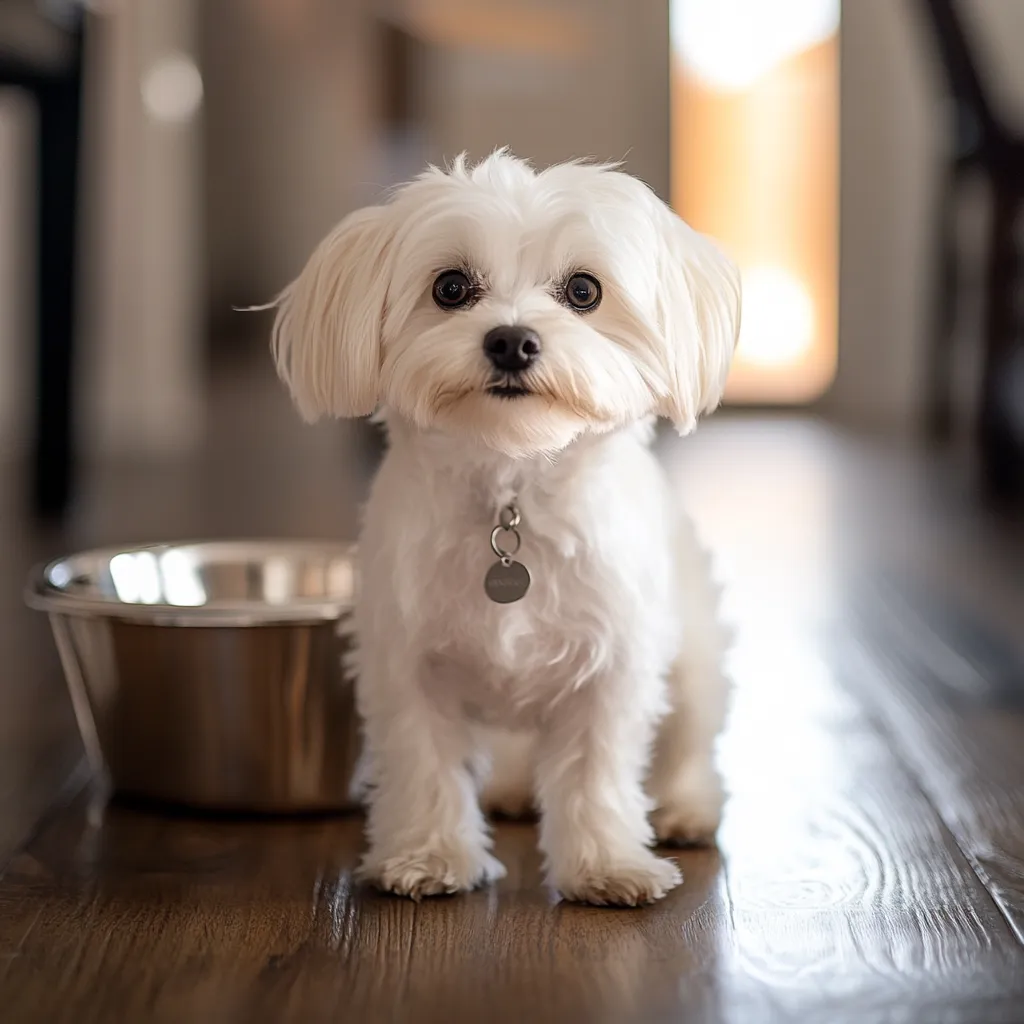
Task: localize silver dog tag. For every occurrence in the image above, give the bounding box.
[485,558,531,603]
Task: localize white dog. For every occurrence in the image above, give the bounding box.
[271,150,740,906]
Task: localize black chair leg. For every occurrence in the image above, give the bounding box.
[926,174,960,440]
[978,189,1024,500]
[32,70,82,519]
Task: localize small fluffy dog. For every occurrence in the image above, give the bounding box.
[271,150,740,906]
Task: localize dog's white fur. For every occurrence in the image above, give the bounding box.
[271,151,740,906]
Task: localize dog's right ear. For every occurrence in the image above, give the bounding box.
[651,205,741,436]
[271,205,393,421]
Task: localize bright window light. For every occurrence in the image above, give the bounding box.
[738,266,815,367]
[672,0,840,93]
[671,0,839,403]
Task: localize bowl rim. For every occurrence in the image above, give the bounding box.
[25,538,357,627]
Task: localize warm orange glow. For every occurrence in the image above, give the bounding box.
[671,8,839,403]
[398,0,589,57]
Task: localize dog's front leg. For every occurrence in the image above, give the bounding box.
[535,670,682,906]
[355,659,505,900]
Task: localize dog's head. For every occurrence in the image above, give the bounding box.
[272,150,741,457]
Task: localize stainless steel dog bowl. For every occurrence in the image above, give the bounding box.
[26,540,361,813]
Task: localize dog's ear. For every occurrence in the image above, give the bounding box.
[652,206,742,434]
[271,205,393,421]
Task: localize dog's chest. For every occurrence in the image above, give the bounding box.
[413,521,604,721]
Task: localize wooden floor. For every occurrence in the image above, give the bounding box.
[2,357,1024,1023]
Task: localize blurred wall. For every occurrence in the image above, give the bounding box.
[834,0,1024,429]
[199,0,669,327]
[78,0,205,460]
[833,0,935,429]
[0,93,33,461]
[419,0,669,198]
[200,0,381,330]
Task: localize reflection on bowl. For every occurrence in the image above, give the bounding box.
[26,540,361,813]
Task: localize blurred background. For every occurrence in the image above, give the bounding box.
[1,0,1024,520]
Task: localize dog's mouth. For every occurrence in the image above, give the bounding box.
[486,381,531,399]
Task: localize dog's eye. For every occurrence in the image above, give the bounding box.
[433,270,473,309]
[564,273,601,312]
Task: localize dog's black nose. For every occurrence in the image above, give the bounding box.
[483,325,541,372]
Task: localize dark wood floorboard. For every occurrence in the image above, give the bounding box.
[2,361,1024,1022]
[843,587,1024,946]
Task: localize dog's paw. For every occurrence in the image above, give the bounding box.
[651,804,721,847]
[651,794,723,848]
[551,852,682,907]
[651,773,724,847]
[358,844,506,900]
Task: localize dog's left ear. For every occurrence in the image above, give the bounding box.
[652,205,742,434]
